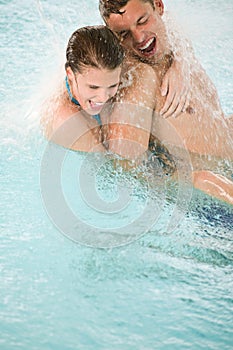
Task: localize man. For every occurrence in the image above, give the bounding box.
[100,0,191,119]
[99,0,233,204]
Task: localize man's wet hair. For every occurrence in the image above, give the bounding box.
[99,0,155,20]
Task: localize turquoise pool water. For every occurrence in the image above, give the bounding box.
[1,0,233,349]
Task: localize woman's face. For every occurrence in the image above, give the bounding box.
[69,66,121,115]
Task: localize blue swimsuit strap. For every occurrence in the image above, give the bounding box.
[65,76,102,126]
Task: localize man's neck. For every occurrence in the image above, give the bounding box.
[155,51,174,80]
[127,50,174,78]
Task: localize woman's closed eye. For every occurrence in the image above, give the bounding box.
[89,84,118,90]
[89,85,99,90]
[109,83,119,89]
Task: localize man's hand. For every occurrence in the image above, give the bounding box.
[160,59,190,118]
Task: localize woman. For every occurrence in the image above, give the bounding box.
[41,25,124,152]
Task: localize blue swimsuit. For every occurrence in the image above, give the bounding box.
[65,76,102,126]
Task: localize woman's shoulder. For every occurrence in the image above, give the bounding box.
[117,58,160,109]
[122,57,158,82]
[40,82,78,139]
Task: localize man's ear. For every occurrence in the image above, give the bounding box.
[154,0,164,15]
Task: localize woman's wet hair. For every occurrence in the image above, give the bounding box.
[65,25,124,73]
[99,0,155,20]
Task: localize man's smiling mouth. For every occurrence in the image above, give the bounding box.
[138,37,156,56]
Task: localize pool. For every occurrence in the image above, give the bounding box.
[1,0,233,349]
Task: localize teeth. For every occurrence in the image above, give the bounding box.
[94,102,104,106]
[90,101,104,107]
[139,38,154,51]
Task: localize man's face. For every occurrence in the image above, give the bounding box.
[106,0,169,63]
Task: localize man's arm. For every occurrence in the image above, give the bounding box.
[159,21,196,119]
[192,170,233,205]
[107,61,158,160]
[160,58,190,118]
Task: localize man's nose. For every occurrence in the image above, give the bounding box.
[131,27,144,43]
